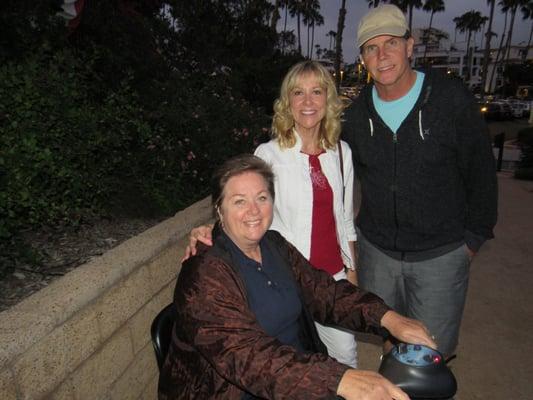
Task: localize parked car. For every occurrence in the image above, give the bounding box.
[505,99,531,118]
[523,101,531,118]
[479,101,512,120]
[479,102,499,120]
[498,100,520,118]
[340,86,359,99]
[492,101,513,120]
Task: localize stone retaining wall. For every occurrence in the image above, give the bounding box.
[0,197,212,400]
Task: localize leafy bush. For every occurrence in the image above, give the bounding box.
[1,0,304,280]
[0,46,270,277]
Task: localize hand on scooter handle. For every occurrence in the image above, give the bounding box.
[380,311,437,350]
[336,369,409,400]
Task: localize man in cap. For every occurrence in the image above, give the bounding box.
[342,4,497,357]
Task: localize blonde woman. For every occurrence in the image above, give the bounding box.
[254,60,358,367]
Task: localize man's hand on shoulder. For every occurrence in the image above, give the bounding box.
[181,224,215,262]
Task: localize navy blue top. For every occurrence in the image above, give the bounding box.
[221,231,304,351]
[220,232,305,400]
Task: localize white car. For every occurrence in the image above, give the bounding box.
[340,86,359,99]
[521,101,531,117]
[504,99,530,118]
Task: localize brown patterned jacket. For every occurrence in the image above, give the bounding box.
[158,230,390,399]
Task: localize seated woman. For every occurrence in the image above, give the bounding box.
[158,154,435,400]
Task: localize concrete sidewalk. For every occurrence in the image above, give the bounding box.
[356,173,533,400]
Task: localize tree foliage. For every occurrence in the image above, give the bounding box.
[334,0,347,90]
[453,10,487,82]
[0,0,300,276]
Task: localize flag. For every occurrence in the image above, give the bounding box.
[56,0,86,30]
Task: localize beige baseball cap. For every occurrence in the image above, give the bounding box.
[357,4,408,48]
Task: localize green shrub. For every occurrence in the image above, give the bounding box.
[0,46,270,276]
[1,50,142,226]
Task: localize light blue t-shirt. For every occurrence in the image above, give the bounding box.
[372,71,425,134]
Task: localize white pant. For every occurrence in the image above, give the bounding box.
[314,269,358,368]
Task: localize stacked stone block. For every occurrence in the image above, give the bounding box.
[0,197,212,400]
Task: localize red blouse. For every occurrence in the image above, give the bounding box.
[307,153,344,276]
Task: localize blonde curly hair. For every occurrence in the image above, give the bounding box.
[271,61,346,150]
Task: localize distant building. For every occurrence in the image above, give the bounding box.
[410,27,532,94]
[317,59,348,83]
[316,59,346,74]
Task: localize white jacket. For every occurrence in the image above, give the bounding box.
[254,134,357,269]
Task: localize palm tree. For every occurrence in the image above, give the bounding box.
[488,3,509,92]
[271,0,281,29]
[289,0,306,55]
[478,17,487,49]
[279,30,297,53]
[476,16,489,47]
[453,16,468,43]
[390,0,423,32]
[500,0,528,64]
[327,30,336,50]
[481,0,496,95]
[520,0,533,61]
[272,0,293,54]
[422,0,445,65]
[304,4,312,58]
[309,11,324,59]
[315,44,322,59]
[334,0,347,90]
[302,0,323,59]
[282,0,291,35]
[454,10,486,84]
[487,0,528,93]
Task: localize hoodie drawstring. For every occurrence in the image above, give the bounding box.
[418,110,424,141]
[368,118,374,137]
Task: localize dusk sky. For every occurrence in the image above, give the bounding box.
[279,0,531,64]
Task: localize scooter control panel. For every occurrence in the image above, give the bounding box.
[391,343,443,367]
[379,343,457,399]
